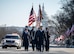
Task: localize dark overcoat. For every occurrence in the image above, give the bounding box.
[35,30,45,45]
[22,31,29,47]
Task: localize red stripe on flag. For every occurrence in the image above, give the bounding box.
[28,6,36,26]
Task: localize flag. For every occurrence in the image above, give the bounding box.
[36,5,42,28]
[28,6,36,26]
[59,35,65,40]
[65,28,70,36]
[70,25,74,33]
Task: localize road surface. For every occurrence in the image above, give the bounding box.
[0,46,74,54]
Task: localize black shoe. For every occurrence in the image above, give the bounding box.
[33,49,34,51]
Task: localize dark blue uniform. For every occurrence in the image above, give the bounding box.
[35,29,45,51]
[22,29,29,51]
[45,30,50,51]
[30,28,36,51]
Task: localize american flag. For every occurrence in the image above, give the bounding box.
[36,5,42,28]
[70,25,74,33]
[28,6,36,26]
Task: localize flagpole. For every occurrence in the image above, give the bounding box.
[36,4,42,28]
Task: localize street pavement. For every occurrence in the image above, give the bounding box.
[0,44,74,54]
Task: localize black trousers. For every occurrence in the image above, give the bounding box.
[32,40,35,51]
[24,45,28,50]
[24,41,29,51]
[45,40,49,51]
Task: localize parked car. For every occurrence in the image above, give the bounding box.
[1,33,22,49]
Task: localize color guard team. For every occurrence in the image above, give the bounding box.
[22,26,50,52]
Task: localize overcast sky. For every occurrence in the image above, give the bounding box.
[0,0,61,27]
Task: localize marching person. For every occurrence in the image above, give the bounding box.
[35,26,45,52]
[30,26,36,51]
[22,26,28,46]
[44,27,50,51]
[22,28,30,51]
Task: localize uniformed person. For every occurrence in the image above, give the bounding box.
[30,26,36,51]
[35,26,45,51]
[22,26,28,46]
[44,27,50,51]
[22,28,29,51]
